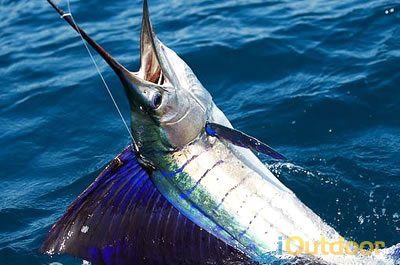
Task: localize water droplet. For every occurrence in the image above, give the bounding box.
[385,8,395,14]
[358,215,364,224]
[81,225,89,233]
[291,120,296,125]
[329,129,333,133]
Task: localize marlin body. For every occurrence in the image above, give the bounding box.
[148,81,338,257]
[43,1,399,265]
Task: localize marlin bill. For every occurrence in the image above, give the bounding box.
[42,1,400,264]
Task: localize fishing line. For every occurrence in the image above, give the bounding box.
[64,0,137,146]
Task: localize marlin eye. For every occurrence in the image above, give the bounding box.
[151,92,162,109]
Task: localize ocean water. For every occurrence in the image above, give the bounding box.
[0,0,399,264]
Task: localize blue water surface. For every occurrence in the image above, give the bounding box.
[0,0,399,264]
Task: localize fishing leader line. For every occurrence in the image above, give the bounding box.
[63,0,137,147]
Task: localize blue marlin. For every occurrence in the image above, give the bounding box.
[42,1,400,264]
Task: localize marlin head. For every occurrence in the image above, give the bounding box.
[48,0,212,158]
[128,0,213,155]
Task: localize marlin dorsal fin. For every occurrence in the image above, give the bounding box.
[41,146,251,265]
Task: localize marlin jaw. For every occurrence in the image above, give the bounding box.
[126,0,175,111]
[46,0,168,112]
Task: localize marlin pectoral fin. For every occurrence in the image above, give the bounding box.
[41,146,250,265]
[205,122,287,160]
